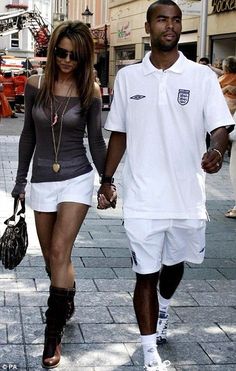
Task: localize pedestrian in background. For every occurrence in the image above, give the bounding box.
[97,1,234,370]
[14,70,27,113]
[225,108,236,218]
[219,57,236,219]
[0,71,18,118]
[219,56,236,113]
[0,80,13,118]
[12,20,106,368]
[219,56,236,218]
[198,56,223,77]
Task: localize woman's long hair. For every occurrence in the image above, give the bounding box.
[37,21,95,110]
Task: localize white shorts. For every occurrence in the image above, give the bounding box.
[123,219,206,274]
[30,171,95,212]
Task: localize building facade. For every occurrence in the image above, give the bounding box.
[68,0,109,28]
[108,0,236,86]
[0,0,52,59]
[68,0,110,86]
[53,0,68,26]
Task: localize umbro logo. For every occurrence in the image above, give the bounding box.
[130,95,146,100]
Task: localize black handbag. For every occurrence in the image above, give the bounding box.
[0,198,28,270]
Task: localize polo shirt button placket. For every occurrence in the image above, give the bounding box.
[159,72,168,105]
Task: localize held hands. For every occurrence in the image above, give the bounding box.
[97,183,117,209]
[201,148,223,173]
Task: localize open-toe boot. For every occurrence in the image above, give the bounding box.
[42,285,74,368]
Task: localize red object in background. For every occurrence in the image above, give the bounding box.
[14,74,27,96]
[6,4,28,10]
[0,77,13,118]
[0,74,16,102]
[36,27,49,46]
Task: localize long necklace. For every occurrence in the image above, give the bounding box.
[51,84,73,126]
[50,93,72,173]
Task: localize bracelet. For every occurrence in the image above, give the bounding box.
[210,148,223,161]
[100,175,114,184]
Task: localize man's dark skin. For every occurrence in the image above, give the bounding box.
[98,2,228,337]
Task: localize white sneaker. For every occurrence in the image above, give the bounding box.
[156,311,169,345]
[144,360,171,371]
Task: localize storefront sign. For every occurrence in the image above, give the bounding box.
[212,0,236,13]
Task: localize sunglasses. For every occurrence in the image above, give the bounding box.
[54,47,77,61]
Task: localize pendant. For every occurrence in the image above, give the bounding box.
[52,162,60,173]
[51,113,58,126]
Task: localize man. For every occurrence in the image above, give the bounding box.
[98,1,234,370]
[198,56,210,65]
[199,56,223,77]
[0,71,18,118]
[14,71,27,113]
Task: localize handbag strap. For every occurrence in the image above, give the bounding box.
[16,198,25,215]
[4,198,26,225]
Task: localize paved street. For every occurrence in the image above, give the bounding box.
[0,114,236,371]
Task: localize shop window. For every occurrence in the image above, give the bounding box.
[115,47,136,72]
[178,42,197,61]
[116,49,135,60]
[211,35,236,66]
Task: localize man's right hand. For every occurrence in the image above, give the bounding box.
[97,183,117,209]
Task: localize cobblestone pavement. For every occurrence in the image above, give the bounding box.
[0,115,236,370]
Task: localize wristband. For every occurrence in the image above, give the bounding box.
[100,175,114,184]
[209,148,223,161]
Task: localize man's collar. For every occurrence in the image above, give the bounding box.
[142,51,186,75]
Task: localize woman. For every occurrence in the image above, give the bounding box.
[225,107,236,218]
[219,57,236,218]
[12,21,107,368]
[219,56,236,113]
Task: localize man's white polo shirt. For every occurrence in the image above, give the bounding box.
[105,52,234,220]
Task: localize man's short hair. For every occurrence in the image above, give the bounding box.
[199,57,210,65]
[146,0,182,23]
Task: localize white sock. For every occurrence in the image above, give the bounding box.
[158,293,170,314]
[141,334,162,365]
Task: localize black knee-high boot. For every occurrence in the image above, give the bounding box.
[65,282,76,322]
[42,286,74,369]
[44,267,76,322]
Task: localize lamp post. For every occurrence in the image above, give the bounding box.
[82,6,109,87]
[103,24,108,87]
[199,0,208,58]
[82,5,93,28]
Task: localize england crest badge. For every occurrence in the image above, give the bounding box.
[177,89,190,105]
